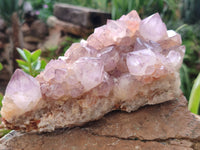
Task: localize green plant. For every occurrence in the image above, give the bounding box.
[28,0,55,22]
[0,94,3,108]
[0,93,3,118]
[0,0,24,26]
[27,0,46,10]
[37,0,55,22]
[0,63,3,71]
[188,73,200,114]
[16,48,46,77]
[110,0,180,21]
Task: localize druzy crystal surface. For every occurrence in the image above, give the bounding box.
[1,11,185,132]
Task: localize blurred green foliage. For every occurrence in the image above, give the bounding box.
[110,0,179,22]
[27,0,55,22]
[16,48,47,77]
[182,0,200,24]
[0,0,24,26]
[0,63,3,71]
[0,93,3,108]
[178,24,200,99]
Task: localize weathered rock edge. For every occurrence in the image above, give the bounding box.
[1,95,200,150]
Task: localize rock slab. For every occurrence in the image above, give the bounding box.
[1,95,200,150]
[54,3,111,28]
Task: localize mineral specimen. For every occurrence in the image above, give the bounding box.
[1,11,185,132]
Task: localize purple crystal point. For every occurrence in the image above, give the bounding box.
[139,13,167,42]
[4,69,41,109]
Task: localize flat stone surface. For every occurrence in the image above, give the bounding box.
[1,95,200,150]
[54,3,111,28]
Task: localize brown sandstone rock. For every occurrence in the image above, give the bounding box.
[30,20,48,38]
[1,95,200,150]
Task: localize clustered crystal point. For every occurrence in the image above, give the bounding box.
[1,11,185,132]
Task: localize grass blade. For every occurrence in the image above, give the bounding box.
[0,63,3,71]
[188,73,200,114]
